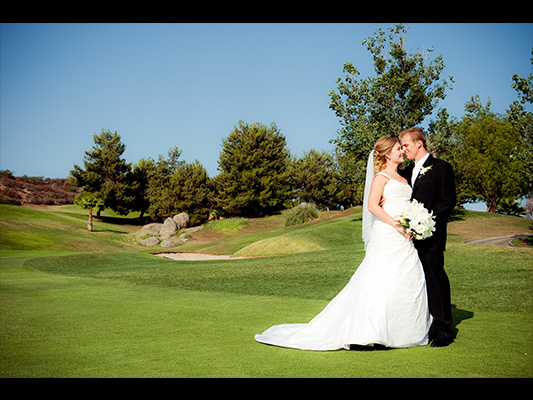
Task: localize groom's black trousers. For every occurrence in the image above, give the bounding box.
[417,250,453,341]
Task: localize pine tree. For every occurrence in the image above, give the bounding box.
[146,147,213,225]
[215,121,292,217]
[70,129,131,217]
[125,158,155,219]
[289,149,338,210]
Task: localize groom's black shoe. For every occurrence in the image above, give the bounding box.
[430,338,452,348]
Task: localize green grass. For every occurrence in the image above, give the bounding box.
[0,204,532,377]
[203,217,249,237]
[0,204,141,252]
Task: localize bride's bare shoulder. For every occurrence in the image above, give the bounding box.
[374,171,390,181]
[371,173,389,188]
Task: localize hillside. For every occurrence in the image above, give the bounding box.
[1,203,531,258]
[0,204,138,253]
[447,208,532,241]
[0,204,361,256]
[2,168,529,248]
[0,171,76,206]
[173,208,360,256]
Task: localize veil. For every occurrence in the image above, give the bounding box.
[362,150,376,250]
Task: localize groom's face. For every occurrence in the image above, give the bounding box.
[401,136,419,161]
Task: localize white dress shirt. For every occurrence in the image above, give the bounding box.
[411,153,430,186]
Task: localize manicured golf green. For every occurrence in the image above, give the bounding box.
[0,204,531,377]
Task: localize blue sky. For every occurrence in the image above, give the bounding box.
[1,23,532,180]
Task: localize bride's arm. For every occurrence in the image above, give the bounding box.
[367,175,409,237]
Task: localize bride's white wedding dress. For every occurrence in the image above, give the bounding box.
[255,172,431,350]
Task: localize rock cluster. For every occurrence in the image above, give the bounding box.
[137,212,192,248]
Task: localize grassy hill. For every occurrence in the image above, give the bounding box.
[0,203,532,377]
[1,203,530,255]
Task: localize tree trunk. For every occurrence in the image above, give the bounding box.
[486,202,497,213]
[88,208,93,232]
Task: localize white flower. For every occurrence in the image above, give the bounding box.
[419,165,433,177]
[399,199,436,240]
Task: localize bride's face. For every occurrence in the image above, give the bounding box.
[388,143,404,164]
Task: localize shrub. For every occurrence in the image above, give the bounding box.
[285,204,319,227]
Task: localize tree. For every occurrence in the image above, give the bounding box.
[215,121,292,217]
[455,96,524,213]
[70,129,131,217]
[427,49,533,211]
[146,147,183,221]
[331,148,361,208]
[329,24,452,198]
[146,147,213,226]
[507,48,533,197]
[168,160,213,226]
[425,108,472,206]
[289,149,338,211]
[74,191,103,231]
[125,158,155,219]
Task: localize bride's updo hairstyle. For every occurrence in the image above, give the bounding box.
[373,136,400,174]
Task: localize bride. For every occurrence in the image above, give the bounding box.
[255,137,432,350]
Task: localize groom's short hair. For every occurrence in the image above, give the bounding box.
[400,127,427,149]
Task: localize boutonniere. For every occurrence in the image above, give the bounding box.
[419,165,432,177]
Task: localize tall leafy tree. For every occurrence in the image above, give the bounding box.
[215,121,292,217]
[70,129,131,217]
[329,24,453,200]
[456,96,523,213]
[426,109,472,206]
[507,48,533,197]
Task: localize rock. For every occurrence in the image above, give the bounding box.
[173,212,189,229]
[136,213,192,247]
[136,230,149,238]
[141,223,162,235]
[159,217,178,239]
[140,237,160,247]
[160,236,186,248]
[160,232,191,248]
[185,225,203,233]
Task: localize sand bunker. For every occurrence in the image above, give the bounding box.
[154,252,249,261]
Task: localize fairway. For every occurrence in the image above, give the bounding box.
[0,204,532,377]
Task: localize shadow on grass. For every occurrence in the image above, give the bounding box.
[349,304,473,352]
[97,215,148,227]
[428,304,474,343]
[451,304,474,340]
[448,207,467,222]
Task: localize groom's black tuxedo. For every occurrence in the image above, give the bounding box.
[399,154,456,343]
[400,154,456,252]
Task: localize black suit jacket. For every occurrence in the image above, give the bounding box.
[399,155,456,252]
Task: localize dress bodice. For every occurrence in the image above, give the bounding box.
[378,172,412,220]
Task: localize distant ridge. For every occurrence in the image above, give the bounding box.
[0,170,77,206]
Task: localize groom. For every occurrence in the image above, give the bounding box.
[399,128,456,347]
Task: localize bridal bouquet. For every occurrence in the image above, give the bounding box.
[399,200,436,240]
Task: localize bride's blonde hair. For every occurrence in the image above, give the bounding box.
[373,137,400,174]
